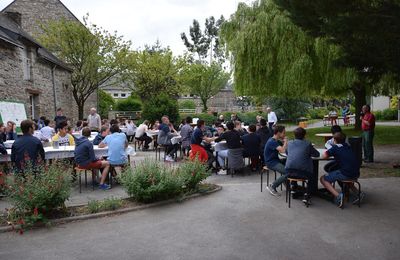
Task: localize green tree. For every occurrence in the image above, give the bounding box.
[115,96,142,111]
[98,89,115,119]
[221,0,357,103]
[142,93,179,124]
[38,16,132,119]
[127,42,186,101]
[182,62,230,112]
[181,16,226,63]
[274,0,400,128]
[179,100,196,110]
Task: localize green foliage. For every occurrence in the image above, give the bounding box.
[220,0,356,99]
[115,96,142,111]
[374,108,398,121]
[184,113,217,126]
[87,197,124,214]
[99,89,115,119]
[38,15,132,119]
[178,160,210,190]
[266,98,311,120]
[118,160,210,203]
[179,100,196,110]
[306,107,329,119]
[181,16,226,63]
[127,42,186,101]
[142,93,179,123]
[5,163,71,229]
[182,62,230,112]
[118,160,183,203]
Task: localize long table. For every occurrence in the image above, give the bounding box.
[0,145,108,162]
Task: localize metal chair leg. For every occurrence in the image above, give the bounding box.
[260,169,263,192]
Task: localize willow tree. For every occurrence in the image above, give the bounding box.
[220,0,356,111]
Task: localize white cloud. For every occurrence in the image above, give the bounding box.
[0,0,246,54]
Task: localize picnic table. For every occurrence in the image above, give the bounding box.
[315,133,332,143]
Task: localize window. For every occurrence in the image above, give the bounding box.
[29,94,39,119]
[113,93,119,97]
[121,93,126,98]
[22,48,31,81]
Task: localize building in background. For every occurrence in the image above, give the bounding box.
[1,0,98,121]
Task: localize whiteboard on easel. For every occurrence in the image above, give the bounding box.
[0,100,27,127]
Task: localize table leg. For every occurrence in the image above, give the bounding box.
[310,160,319,194]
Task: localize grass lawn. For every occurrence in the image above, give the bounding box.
[286,125,400,147]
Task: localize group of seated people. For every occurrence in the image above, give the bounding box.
[264,125,364,208]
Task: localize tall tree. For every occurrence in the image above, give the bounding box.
[182,62,230,112]
[127,42,186,101]
[220,0,356,103]
[38,16,132,119]
[181,16,226,63]
[274,0,400,128]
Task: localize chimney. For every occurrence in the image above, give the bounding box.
[5,12,22,27]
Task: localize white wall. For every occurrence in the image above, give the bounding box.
[370,96,391,111]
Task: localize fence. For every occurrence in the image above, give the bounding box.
[108,111,141,120]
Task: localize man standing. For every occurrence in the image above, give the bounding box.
[267,107,278,132]
[54,108,67,132]
[88,108,101,132]
[361,105,375,163]
[11,120,45,172]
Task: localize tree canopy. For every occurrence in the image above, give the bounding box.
[38,16,132,119]
[220,0,357,100]
[182,62,230,112]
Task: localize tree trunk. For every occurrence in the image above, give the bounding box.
[78,101,85,120]
[201,98,208,113]
[352,83,366,131]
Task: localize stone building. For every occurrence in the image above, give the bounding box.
[1,0,97,120]
[0,13,73,121]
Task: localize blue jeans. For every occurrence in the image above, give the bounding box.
[268,163,286,189]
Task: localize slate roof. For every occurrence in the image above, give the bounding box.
[0,13,72,71]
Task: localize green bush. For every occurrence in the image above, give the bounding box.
[177,160,210,190]
[183,113,216,125]
[118,159,210,203]
[87,197,123,213]
[5,163,71,229]
[179,100,196,110]
[142,93,180,124]
[375,108,397,121]
[99,89,115,119]
[115,96,142,111]
[307,107,329,119]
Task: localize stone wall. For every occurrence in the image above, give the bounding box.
[2,0,78,37]
[2,0,98,119]
[0,41,75,122]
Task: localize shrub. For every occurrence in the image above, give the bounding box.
[5,163,71,229]
[375,108,397,121]
[115,96,142,111]
[177,159,210,190]
[118,159,210,203]
[142,93,180,124]
[179,100,196,110]
[266,97,311,120]
[99,89,115,119]
[118,160,183,203]
[87,197,123,213]
[307,107,329,119]
[183,113,216,125]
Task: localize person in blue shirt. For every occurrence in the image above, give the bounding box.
[75,127,111,190]
[242,124,261,171]
[190,120,216,167]
[264,125,287,196]
[99,124,128,166]
[11,120,45,173]
[321,132,364,208]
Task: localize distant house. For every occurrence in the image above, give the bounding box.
[0,12,73,121]
[1,0,98,120]
[101,77,132,100]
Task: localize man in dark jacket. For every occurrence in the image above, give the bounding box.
[0,142,7,155]
[75,127,110,190]
[11,120,45,172]
[93,126,110,145]
[256,119,271,164]
[242,124,261,171]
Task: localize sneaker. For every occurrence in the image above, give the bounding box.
[352,192,366,205]
[99,184,110,190]
[218,169,227,175]
[266,184,280,197]
[165,155,174,162]
[335,192,344,208]
[302,193,312,206]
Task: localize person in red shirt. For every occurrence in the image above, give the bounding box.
[361,105,375,163]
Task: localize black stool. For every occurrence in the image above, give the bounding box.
[286,177,308,208]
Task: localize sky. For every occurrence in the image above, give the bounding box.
[0,0,252,55]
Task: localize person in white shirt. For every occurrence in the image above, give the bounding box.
[40,119,55,141]
[267,107,278,132]
[87,108,101,132]
[135,120,153,150]
[126,120,137,143]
